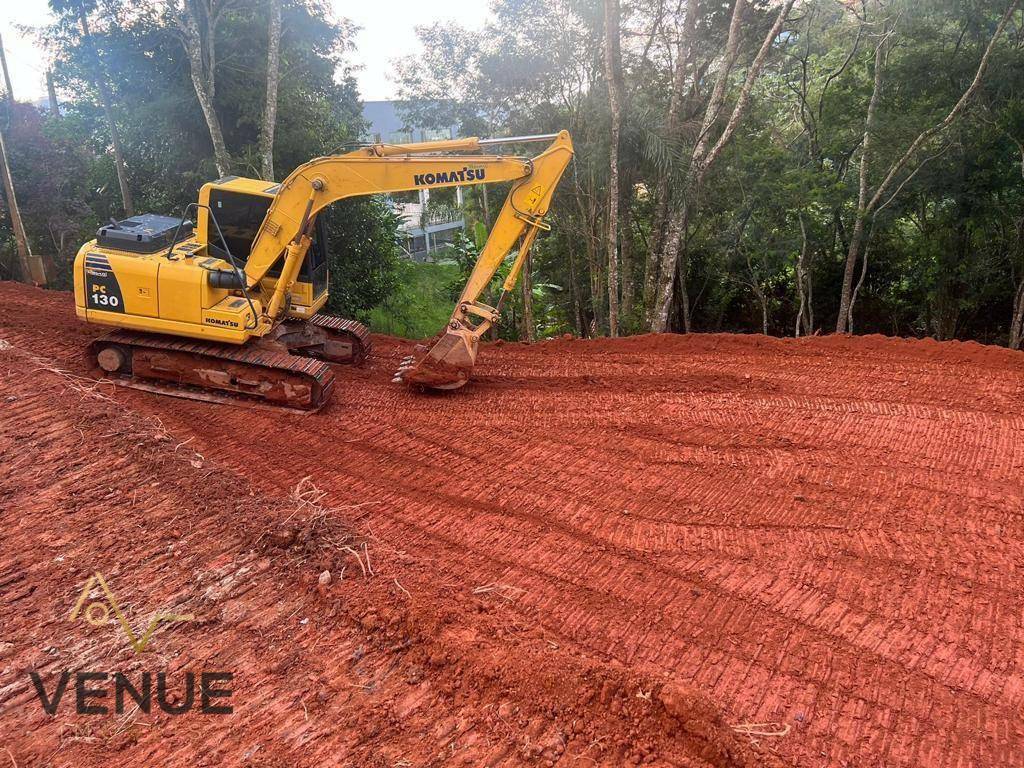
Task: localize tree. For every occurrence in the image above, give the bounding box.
[9,0,1024,351]
[48,0,135,216]
[258,0,282,180]
[0,34,34,281]
[0,129,33,281]
[835,0,1022,332]
[323,199,402,319]
[649,0,797,333]
[7,0,396,308]
[603,0,624,336]
[169,0,233,176]
[643,0,697,320]
[0,33,14,109]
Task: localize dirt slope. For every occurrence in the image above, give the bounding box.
[1,281,1023,767]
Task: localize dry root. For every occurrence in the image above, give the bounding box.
[263,477,374,580]
[0,339,117,403]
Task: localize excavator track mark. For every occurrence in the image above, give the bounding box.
[90,331,335,411]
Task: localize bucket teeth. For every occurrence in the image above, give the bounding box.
[392,354,417,383]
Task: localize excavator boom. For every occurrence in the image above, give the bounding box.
[400,134,575,388]
[244,130,574,389]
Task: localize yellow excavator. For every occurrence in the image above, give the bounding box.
[73,131,574,409]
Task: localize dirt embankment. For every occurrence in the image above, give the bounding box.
[2,280,1024,767]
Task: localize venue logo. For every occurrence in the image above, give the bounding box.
[28,572,233,716]
[68,571,194,653]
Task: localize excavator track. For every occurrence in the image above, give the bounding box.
[89,331,335,411]
[306,313,372,363]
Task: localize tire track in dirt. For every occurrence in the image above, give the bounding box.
[126,355,1024,765]
[3,282,1024,767]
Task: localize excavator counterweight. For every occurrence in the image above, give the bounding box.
[73,131,574,407]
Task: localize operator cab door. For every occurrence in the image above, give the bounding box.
[206,187,328,298]
[308,217,328,297]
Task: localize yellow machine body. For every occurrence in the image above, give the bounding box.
[75,242,256,343]
[73,176,327,344]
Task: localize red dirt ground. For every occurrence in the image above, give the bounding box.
[1,281,1022,767]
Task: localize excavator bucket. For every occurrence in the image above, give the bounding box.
[395,329,478,390]
[388,131,573,392]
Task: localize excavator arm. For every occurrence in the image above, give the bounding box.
[243,130,574,389]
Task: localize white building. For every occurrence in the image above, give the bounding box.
[362,101,465,261]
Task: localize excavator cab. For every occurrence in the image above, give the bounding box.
[198,177,329,319]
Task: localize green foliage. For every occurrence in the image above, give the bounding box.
[5,0,1024,346]
[444,231,481,301]
[1,0,396,312]
[393,0,1024,343]
[323,198,403,319]
[367,260,461,339]
[0,105,100,285]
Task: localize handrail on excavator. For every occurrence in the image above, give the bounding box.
[353,132,563,158]
[477,133,561,146]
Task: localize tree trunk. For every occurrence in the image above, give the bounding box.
[643,0,698,322]
[698,0,797,173]
[46,70,59,114]
[1010,280,1024,350]
[585,234,603,336]
[620,198,634,325]
[651,0,795,332]
[651,201,690,332]
[519,250,535,342]
[795,212,810,336]
[203,0,217,98]
[0,127,33,282]
[837,36,885,333]
[603,0,624,337]
[566,234,585,337]
[689,0,746,168]
[98,89,134,216]
[837,1,1019,332]
[177,1,231,176]
[755,285,768,335]
[0,32,13,109]
[652,0,747,329]
[679,259,691,332]
[258,0,282,181]
[849,233,872,333]
[573,180,604,334]
[837,215,867,333]
[808,271,814,333]
[481,184,491,227]
[643,193,666,323]
[0,35,38,283]
[77,7,134,216]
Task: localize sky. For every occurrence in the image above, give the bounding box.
[0,0,492,103]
